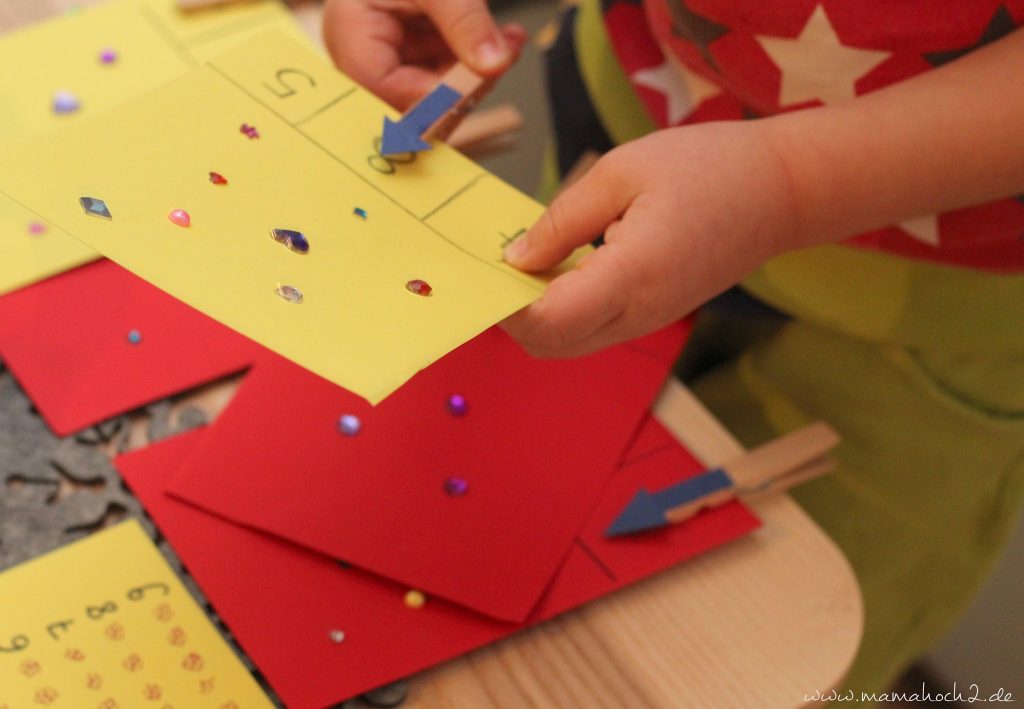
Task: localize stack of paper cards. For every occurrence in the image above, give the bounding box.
[121,410,759,707]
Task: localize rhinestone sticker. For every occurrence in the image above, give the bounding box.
[353,207,368,220]
[79,197,112,220]
[405,279,432,296]
[28,222,47,236]
[127,329,142,345]
[337,414,361,437]
[240,123,260,139]
[53,90,81,114]
[209,172,228,185]
[99,49,117,64]
[271,229,310,254]
[444,476,469,497]
[404,590,426,609]
[275,284,303,304]
[168,210,191,227]
[328,630,345,644]
[447,394,468,417]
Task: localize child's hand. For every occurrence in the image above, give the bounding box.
[323,0,526,109]
[502,122,801,358]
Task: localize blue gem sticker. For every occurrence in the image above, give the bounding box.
[79,197,112,220]
[53,90,81,115]
[271,228,310,254]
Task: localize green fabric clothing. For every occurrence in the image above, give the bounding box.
[685,312,1024,696]
[550,0,1024,694]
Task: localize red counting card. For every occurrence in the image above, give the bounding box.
[120,423,758,708]
[167,324,688,623]
[0,260,262,434]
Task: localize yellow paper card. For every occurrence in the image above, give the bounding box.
[0,0,304,296]
[0,30,576,403]
[0,520,272,708]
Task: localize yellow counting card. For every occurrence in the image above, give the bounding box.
[0,0,305,296]
[0,520,272,709]
[0,30,576,403]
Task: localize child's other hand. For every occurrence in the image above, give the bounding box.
[323,0,526,109]
[502,123,801,358]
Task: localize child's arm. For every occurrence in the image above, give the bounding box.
[502,28,1024,357]
[323,0,525,109]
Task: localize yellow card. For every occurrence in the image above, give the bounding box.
[0,30,577,404]
[0,0,305,296]
[0,520,272,708]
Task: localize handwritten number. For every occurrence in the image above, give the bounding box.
[126,583,170,601]
[86,601,117,620]
[367,137,417,175]
[46,620,74,641]
[0,635,28,653]
[263,68,317,99]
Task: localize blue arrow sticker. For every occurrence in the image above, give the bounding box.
[380,84,462,156]
[605,468,733,537]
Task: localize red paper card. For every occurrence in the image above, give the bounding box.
[0,260,262,434]
[119,425,758,708]
[167,325,687,623]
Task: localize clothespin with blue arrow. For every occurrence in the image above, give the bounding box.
[606,422,840,537]
[380,63,493,156]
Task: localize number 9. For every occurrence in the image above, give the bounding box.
[0,635,29,653]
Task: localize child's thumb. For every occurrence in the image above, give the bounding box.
[421,0,512,74]
[504,163,629,273]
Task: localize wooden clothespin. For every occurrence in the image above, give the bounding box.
[380,63,493,156]
[605,422,840,537]
[446,104,524,157]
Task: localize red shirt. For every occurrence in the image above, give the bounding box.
[603,0,1024,272]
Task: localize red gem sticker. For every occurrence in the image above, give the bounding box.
[405,279,432,297]
[209,172,228,185]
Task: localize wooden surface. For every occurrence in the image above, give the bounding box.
[3,3,863,707]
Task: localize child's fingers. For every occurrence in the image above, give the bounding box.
[419,0,512,75]
[501,242,636,357]
[504,158,632,273]
[324,0,403,99]
[378,67,450,109]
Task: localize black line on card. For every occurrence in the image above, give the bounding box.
[205,62,543,291]
[136,6,198,68]
[576,537,618,581]
[420,173,486,221]
[619,443,676,470]
[294,87,359,126]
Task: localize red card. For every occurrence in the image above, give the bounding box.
[0,260,262,434]
[119,425,758,708]
[167,324,687,622]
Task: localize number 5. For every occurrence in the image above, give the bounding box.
[263,68,317,99]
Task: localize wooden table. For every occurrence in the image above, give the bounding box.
[2,3,863,706]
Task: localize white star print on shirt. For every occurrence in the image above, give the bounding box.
[898,215,941,247]
[631,60,721,125]
[757,5,892,107]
